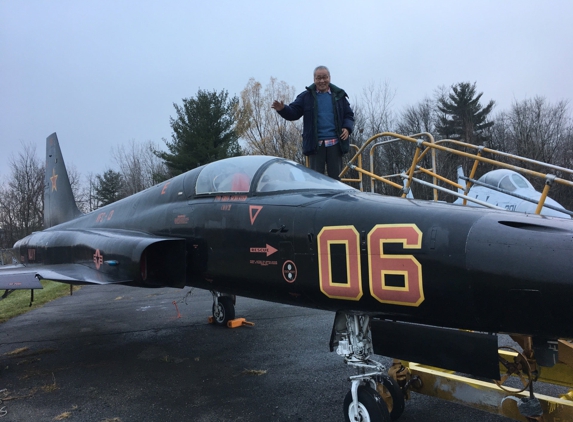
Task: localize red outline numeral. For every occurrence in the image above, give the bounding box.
[368,224,424,307]
[318,226,363,301]
[317,224,424,307]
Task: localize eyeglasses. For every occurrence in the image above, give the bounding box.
[314,75,329,81]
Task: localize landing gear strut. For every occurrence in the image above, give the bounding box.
[211,292,235,326]
[331,312,405,422]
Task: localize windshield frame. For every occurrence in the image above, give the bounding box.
[193,156,354,197]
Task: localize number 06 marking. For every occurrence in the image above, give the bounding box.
[318,224,424,307]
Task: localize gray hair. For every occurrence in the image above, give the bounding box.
[313,66,330,77]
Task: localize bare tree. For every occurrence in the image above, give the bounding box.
[113,139,169,196]
[357,80,396,136]
[397,97,436,136]
[350,81,399,194]
[72,172,100,214]
[236,77,304,163]
[0,143,44,247]
[488,97,573,209]
[62,163,94,214]
[504,97,570,164]
[388,98,441,199]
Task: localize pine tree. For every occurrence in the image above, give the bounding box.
[94,169,124,206]
[436,82,495,144]
[157,89,241,175]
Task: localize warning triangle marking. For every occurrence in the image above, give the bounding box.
[249,205,263,225]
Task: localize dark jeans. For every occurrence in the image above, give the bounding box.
[309,143,342,180]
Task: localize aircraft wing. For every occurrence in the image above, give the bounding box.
[0,263,132,286]
[0,266,44,290]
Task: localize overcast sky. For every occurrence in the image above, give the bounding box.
[1,0,572,179]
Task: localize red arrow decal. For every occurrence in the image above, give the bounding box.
[249,244,278,257]
[265,244,277,256]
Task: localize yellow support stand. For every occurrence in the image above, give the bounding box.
[207,316,255,328]
[227,318,254,328]
[398,357,573,421]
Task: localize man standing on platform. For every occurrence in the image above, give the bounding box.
[271,66,354,180]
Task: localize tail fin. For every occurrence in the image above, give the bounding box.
[44,133,82,228]
[402,176,414,199]
[457,166,466,195]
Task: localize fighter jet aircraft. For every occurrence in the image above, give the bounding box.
[454,166,572,218]
[2,133,573,421]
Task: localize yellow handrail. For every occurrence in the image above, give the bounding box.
[339,132,573,216]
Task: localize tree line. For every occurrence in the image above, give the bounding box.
[1,79,572,248]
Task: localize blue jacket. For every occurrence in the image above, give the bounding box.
[277,83,354,156]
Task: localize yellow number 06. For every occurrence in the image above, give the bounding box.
[317,224,424,307]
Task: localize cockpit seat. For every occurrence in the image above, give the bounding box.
[231,173,250,192]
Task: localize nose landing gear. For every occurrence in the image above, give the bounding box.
[211,292,235,326]
[332,312,405,422]
[344,383,390,422]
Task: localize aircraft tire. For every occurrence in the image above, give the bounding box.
[343,385,391,422]
[377,375,405,421]
[212,296,235,326]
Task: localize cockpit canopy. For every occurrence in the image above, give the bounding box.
[195,156,353,195]
[478,169,533,192]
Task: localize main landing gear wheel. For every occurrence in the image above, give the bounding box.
[496,346,533,393]
[343,385,391,422]
[376,375,405,421]
[212,296,235,326]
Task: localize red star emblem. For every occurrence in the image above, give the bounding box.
[50,168,58,192]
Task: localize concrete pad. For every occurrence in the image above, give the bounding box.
[0,284,513,421]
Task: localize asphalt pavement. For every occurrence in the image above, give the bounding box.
[0,284,514,422]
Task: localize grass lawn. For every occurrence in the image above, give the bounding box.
[0,281,80,324]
